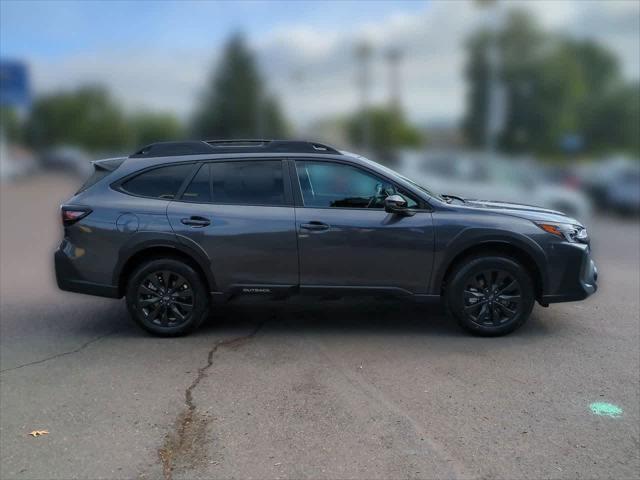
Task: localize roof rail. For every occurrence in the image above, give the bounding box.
[130,139,342,158]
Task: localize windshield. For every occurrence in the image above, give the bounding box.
[349,153,445,201]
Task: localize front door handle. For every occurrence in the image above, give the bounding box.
[181,216,211,227]
[300,221,330,231]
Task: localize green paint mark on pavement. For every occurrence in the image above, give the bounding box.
[590,402,623,417]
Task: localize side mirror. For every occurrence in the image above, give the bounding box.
[384,194,412,215]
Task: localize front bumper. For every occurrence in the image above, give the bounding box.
[55,246,120,298]
[541,242,598,304]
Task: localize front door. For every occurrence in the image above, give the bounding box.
[293,160,434,294]
[167,160,298,292]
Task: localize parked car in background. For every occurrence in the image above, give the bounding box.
[0,135,38,182]
[39,146,93,178]
[55,140,597,337]
[399,151,592,220]
[575,156,640,215]
[606,166,640,215]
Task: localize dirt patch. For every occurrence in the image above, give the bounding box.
[158,410,211,477]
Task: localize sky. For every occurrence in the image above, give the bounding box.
[1,0,639,129]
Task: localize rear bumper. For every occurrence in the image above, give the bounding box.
[55,247,120,298]
[541,243,597,304]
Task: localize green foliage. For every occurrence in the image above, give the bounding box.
[26,86,132,152]
[0,107,24,143]
[129,111,184,148]
[192,33,288,139]
[347,107,423,153]
[23,86,185,153]
[463,9,639,157]
[585,82,640,155]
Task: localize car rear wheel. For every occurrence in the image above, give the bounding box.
[126,258,209,336]
[445,255,535,336]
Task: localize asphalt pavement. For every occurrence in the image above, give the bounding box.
[1,175,638,480]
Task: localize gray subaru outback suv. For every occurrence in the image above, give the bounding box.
[55,140,597,336]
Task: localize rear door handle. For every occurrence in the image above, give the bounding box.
[300,221,330,231]
[181,216,211,227]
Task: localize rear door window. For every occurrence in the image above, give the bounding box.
[122,163,193,199]
[209,161,286,206]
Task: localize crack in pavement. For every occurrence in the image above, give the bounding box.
[0,331,114,375]
[157,321,265,480]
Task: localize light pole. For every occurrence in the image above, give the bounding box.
[475,0,505,155]
[355,41,373,152]
[385,46,404,115]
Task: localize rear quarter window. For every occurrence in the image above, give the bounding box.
[77,158,126,193]
[121,163,193,199]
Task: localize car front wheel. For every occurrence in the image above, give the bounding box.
[126,258,209,336]
[446,255,535,336]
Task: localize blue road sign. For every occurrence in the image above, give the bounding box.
[0,60,31,107]
[560,133,584,154]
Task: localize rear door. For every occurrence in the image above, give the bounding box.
[292,159,434,294]
[167,159,298,293]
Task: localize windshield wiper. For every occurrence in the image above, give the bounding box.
[441,194,466,204]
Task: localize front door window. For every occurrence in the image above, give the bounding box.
[296,161,418,209]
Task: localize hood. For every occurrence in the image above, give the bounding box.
[461,199,582,226]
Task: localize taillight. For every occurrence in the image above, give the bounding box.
[61,206,92,226]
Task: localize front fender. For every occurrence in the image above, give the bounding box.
[429,223,549,295]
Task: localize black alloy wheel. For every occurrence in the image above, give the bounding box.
[446,255,535,336]
[126,258,209,336]
[463,270,521,327]
[137,270,194,327]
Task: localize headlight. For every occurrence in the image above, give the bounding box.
[536,222,589,243]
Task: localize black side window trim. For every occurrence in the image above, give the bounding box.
[112,162,198,201]
[175,158,294,207]
[288,157,431,211]
[178,162,213,204]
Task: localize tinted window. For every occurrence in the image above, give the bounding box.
[210,161,285,206]
[77,158,125,193]
[122,164,193,199]
[182,164,210,202]
[296,161,418,209]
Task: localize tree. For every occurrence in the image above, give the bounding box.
[584,82,640,155]
[26,86,131,152]
[0,107,24,143]
[464,11,545,150]
[463,8,639,157]
[260,96,289,139]
[192,33,287,139]
[129,111,184,148]
[347,107,422,154]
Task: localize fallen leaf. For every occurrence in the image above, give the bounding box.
[29,430,49,437]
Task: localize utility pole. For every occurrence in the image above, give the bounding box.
[355,41,372,152]
[475,0,505,155]
[385,46,403,115]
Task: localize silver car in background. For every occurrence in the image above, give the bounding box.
[399,150,592,220]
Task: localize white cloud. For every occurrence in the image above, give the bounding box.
[26,0,640,128]
[29,48,214,118]
[258,0,640,127]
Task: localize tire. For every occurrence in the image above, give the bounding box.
[445,255,535,336]
[126,258,210,336]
